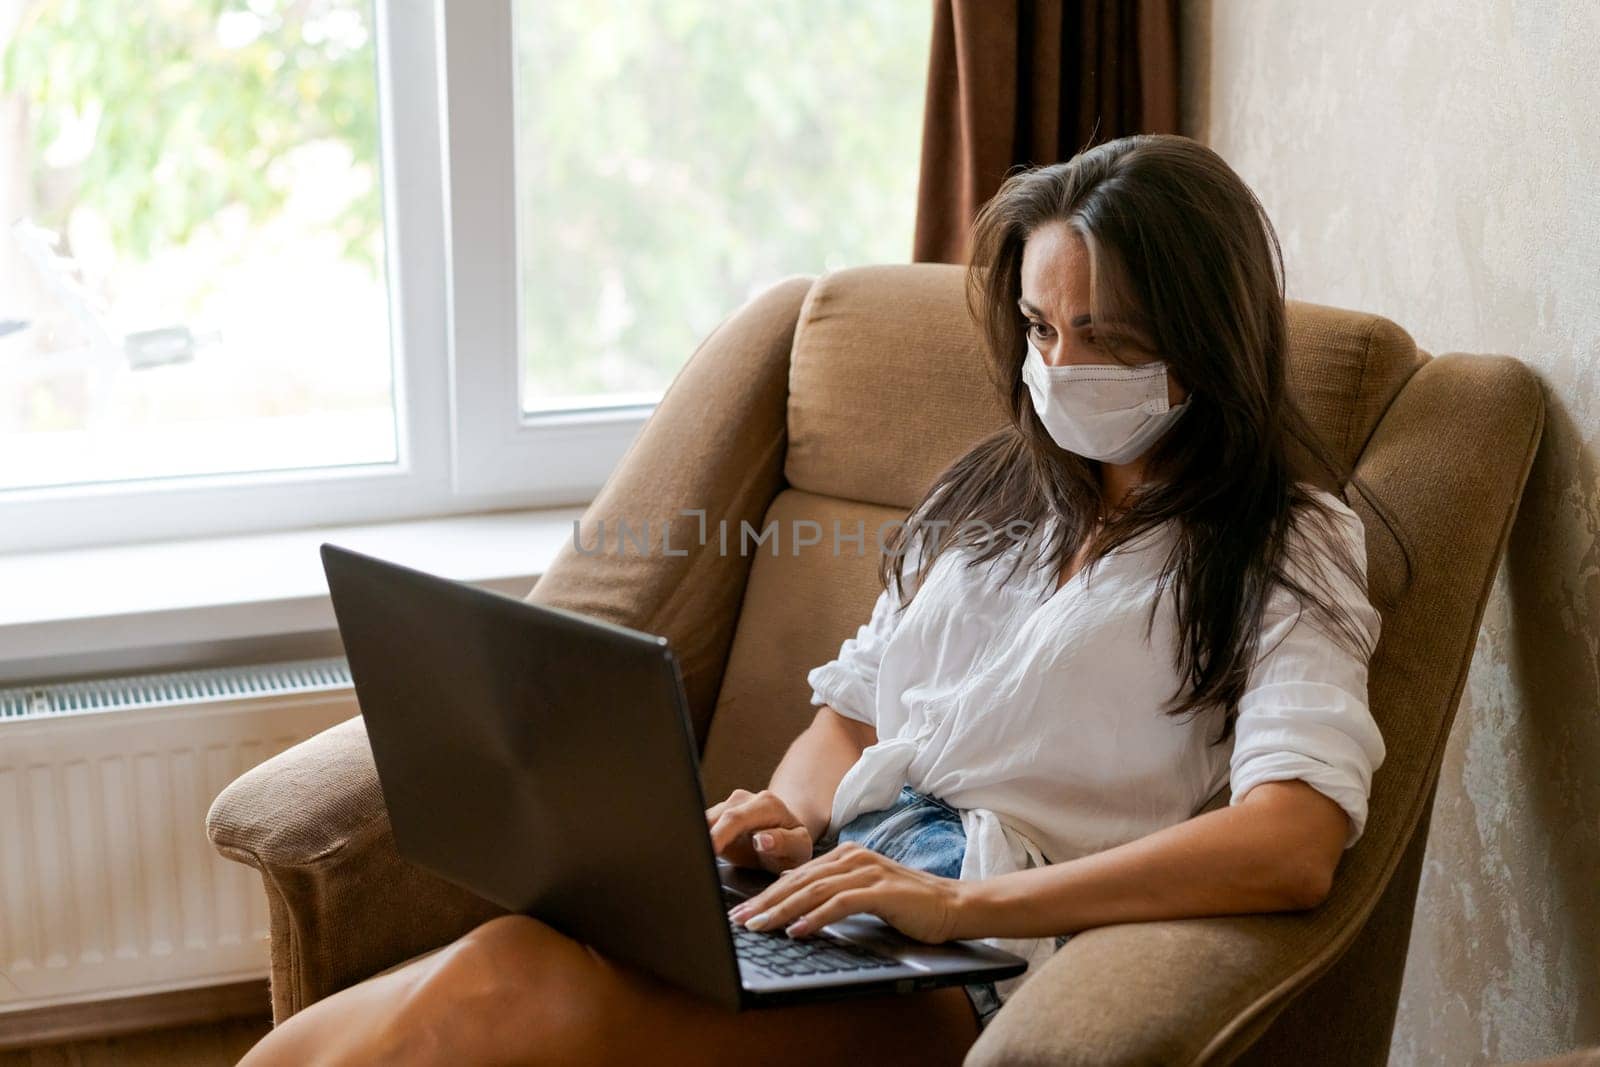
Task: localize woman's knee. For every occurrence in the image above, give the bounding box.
[397,915,611,1062]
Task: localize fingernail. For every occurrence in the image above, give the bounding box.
[785,919,809,937]
[754,833,773,851]
[744,910,772,932]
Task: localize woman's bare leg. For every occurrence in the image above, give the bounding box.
[240,915,981,1067]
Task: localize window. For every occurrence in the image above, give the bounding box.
[1,1,396,494]
[511,1,932,413]
[0,1,933,552]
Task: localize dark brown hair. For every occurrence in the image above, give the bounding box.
[883,133,1404,743]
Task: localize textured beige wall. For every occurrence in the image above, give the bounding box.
[1182,1,1600,1063]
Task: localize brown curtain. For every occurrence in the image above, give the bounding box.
[912,0,1181,265]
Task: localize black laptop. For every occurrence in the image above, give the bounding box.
[320,544,1026,1010]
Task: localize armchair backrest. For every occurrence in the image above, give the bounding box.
[695,264,1426,796]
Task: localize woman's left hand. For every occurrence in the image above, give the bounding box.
[726,841,969,943]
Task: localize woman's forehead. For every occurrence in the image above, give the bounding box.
[1019,224,1090,320]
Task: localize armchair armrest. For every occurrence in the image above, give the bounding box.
[205,716,504,1022]
[967,912,1339,1066]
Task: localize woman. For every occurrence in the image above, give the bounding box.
[241,133,1388,1066]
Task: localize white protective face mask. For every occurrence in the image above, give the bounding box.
[1020,340,1189,464]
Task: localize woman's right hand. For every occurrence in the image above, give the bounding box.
[705,788,815,873]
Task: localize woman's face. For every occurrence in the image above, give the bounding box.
[1017,221,1188,407]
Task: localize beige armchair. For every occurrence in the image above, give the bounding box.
[207,264,1543,1064]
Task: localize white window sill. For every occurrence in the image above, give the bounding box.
[0,507,585,684]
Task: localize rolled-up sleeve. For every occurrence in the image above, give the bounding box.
[1229,497,1386,847]
[805,521,931,728]
[805,584,904,727]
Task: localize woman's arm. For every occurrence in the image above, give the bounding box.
[951,779,1349,940]
[768,706,877,842]
[711,571,908,872]
[731,779,1349,941]
[706,706,874,871]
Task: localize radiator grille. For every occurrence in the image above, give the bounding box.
[0,657,352,720]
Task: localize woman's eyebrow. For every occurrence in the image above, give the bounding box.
[1018,298,1093,329]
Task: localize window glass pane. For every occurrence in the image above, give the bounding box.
[513,0,932,413]
[0,0,395,492]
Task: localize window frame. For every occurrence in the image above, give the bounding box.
[437,0,650,499]
[0,0,644,555]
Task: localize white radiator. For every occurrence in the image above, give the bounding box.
[0,658,357,1014]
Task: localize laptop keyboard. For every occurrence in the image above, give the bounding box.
[729,914,902,979]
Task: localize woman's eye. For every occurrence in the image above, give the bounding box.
[1026,321,1052,339]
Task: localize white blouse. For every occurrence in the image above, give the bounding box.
[808,485,1385,1001]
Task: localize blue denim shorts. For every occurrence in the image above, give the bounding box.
[828,785,1005,1029]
